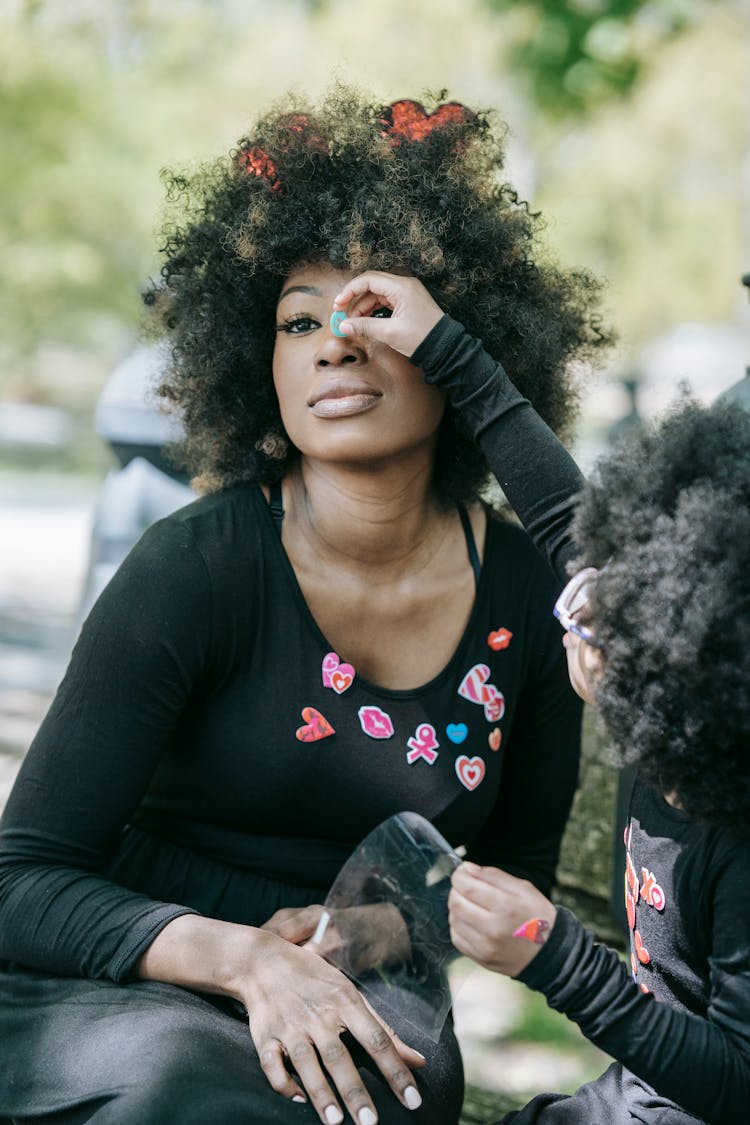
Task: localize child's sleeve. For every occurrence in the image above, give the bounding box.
[412,314,584,585]
[519,887,750,1125]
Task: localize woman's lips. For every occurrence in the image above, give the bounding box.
[308,380,381,418]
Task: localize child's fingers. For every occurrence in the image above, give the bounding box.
[338,314,398,346]
[451,865,505,908]
[343,291,387,320]
[333,270,403,310]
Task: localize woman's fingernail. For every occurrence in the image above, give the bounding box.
[404,1085,422,1109]
[292,1093,306,1103]
[325,1107,344,1125]
[413,1050,426,1061]
[358,1109,377,1125]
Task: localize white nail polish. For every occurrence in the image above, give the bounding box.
[292,1094,306,1103]
[324,1107,343,1125]
[404,1085,422,1110]
[358,1109,378,1125]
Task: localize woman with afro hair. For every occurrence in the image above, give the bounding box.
[450,398,750,1124]
[0,87,610,1125]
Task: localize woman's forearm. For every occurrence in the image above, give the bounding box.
[135,913,269,1001]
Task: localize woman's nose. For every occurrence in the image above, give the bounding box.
[315,328,367,367]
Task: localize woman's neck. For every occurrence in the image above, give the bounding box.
[283,455,448,574]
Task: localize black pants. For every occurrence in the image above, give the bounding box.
[497,1062,705,1125]
[0,970,463,1125]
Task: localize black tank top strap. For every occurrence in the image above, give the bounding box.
[458,504,481,590]
[268,480,284,534]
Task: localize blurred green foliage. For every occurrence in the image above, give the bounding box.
[483,0,698,115]
[0,0,747,442]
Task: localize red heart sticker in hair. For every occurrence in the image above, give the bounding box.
[455,754,485,791]
[379,99,473,145]
[296,707,335,743]
[237,146,281,193]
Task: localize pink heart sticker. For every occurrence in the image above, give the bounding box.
[295,707,335,742]
[455,754,485,791]
[321,652,338,688]
[483,686,505,723]
[322,652,355,692]
[488,727,501,751]
[331,668,354,694]
[457,663,491,704]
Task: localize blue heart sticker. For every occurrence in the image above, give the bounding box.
[446,723,468,744]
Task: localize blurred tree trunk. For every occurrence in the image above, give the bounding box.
[555,706,627,948]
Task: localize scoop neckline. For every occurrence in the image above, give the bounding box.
[253,484,492,700]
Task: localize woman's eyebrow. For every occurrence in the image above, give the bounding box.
[277,284,321,302]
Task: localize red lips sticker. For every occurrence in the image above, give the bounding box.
[487,628,513,651]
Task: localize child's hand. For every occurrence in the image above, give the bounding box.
[448,861,557,977]
[332,271,444,358]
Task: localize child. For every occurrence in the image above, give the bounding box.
[449,399,750,1124]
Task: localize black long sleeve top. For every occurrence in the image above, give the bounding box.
[0,316,583,986]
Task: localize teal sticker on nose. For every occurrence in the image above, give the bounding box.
[330,310,347,337]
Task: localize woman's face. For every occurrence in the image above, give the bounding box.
[272,262,446,467]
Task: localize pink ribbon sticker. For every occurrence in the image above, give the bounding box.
[406,723,439,765]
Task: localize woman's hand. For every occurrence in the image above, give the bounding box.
[263,902,412,975]
[238,927,424,1123]
[332,271,444,358]
[448,861,557,978]
[137,914,424,1124]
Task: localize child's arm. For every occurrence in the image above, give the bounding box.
[412,314,584,585]
[449,862,750,1125]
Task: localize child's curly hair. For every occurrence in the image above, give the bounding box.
[150,85,612,503]
[572,399,750,833]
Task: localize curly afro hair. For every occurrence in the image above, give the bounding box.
[150,85,612,504]
[571,398,750,833]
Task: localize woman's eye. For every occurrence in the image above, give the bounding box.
[275,315,320,335]
[371,306,393,319]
